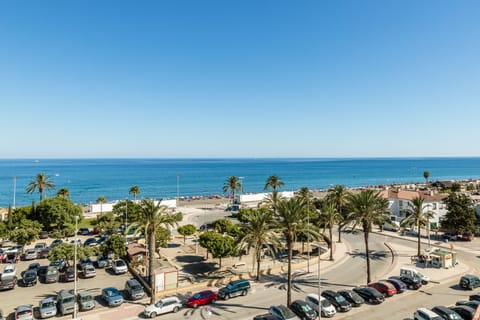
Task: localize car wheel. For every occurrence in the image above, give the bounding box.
[150,312,157,318]
[241,290,247,296]
[193,303,198,308]
[211,299,216,304]
[173,306,179,313]
[225,294,230,300]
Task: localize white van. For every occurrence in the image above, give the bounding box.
[400,267,429,284]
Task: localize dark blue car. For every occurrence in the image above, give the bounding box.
[385,278,407,293]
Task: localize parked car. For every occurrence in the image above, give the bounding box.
[460,233,474,241]
[352,287,385,304]
[27,263,41,274]
[102,287,124,307]
[413,307,442,320]
[23,249,38,261]
[391,275,422,290]
[289,300,317,320]
[269,304,301,320]
[49,259,67,272]
[186,290,218,308]
[469,294,480,302]
[125,278,145,300]
[321,290,352,312]
[112,259,128,274]
[83,264,96,278]
[385,278,407,293]
[78,228,90,235]
[78,257,93,270]
[368,281,397,297]
[218,279,251,300]
[0,276,17,290]
[34,242,47,252]
[38,248,51,259]
[253,314,278,320]
[442,232,458,241]
[0,309,3,320]
[77,291,96,311]
[337,290,365,307]
[61,267,77,282]
[21,270,37,286]
[57,290,75,316]
[459,275,480,290]
[431,306,462,320]
[40,266,59,283]
[38,297,57,319]
[143,296,182,318]
[49,239,63,248]
[39,231,49,239]
[96,255,110,268]
[15,305,34,320]
[456,300,480,309]
[84,238,98,247]
[305,293,336,318]
[449,306,475,320]
[1,264,16,279]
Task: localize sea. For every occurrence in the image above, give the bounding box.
[0,158,480,208]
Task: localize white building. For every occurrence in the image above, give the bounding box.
[379,189,448,230]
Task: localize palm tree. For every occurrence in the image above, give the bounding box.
[264,175,285,191]
[56,188,70,198]
[96,196,107,215]
[297,187,311,202]
[132,198,181,304]
[346,190,390,284]
[25,173,56,201]
[275,197,318,305]
[325,185,350,243]
[318,202,343,261]
[129,185,140,203]
[423,171,430,185]
[237,208,279,281]
[223,176,242,205]
[400,196,434,257]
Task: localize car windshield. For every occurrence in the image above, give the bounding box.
[47,270,57,275]
[226,284,234,289]
[18,310,31,316]
[131,284,142,290]
[115,260,125,267]
[41,302,55,308]
[62,297,74,303]
[278,306,295,318]
[107,290,118,297]
[192,293,201,299]
[301,303,313,312]
[80,295,92,302]
[321,299,330,307]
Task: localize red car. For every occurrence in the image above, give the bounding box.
[368,281,397,297]
[186,290,218,308]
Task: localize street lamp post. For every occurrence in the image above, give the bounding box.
[74,215,79,320]
[176,174,180,202]
[125,198,128,243]
[13,176,17,209]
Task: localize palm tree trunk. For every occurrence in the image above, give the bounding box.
[286,236,293,306]
[219,256,222,269]
[149,228,156,304]
[417,222,421,257]
[329,226,334,261]
[363,224,371,284]
[338,225,342,243]
[256,248,261,281]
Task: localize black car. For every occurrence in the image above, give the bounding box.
[352,287,384,304]
[442,232,458,241]
[253,314,278,320]
[391,276,422,290]
[27,263,41,275]
[0,276,17,291]
[431,306,462,320]
[83,238,97,247]
[385,278,407,293]
[470,294,480,302]
[456,300,480,309]
[22,270,37,286]
[321,290,352,312]
[450,306,475,320]
[289,300,317,320]
[337,290,364,307]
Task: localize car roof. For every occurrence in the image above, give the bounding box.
[41,297,56,303]
[58,290,74,297]
[16,305,32,311]
[433,306,455,314]
[78,291,92,297]
[127,279,140,285]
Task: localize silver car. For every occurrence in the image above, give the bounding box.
[38,297,57,319]
[143,296,182,318]
[15,305,34,320]
[23,249,38,261]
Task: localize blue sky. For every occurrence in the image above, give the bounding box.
[1,1,479,158]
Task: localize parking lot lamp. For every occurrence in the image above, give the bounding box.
[73,215,79,320]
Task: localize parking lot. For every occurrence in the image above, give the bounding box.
[0,237,134,319]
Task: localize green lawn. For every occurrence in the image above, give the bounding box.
[77,217,96,229]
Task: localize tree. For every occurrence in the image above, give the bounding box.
[112,199,141,224]
[155,227,171,249]
[441,193,476,234]
[237,207,279,281]
[56,188,70,198]
[423,171,430,185]
[264,175,284,191]
[129,185,140,203]
[100,234,126,258]
[25,173,56,201]
[94,212,121,236]
[9,219,43,245]
[48,243,98,266]
[96,196,107,215]
[178,224,196,244]
[325,185,351,243]
[130,198,181,304]
[274,197,318,305]
[199,231,236,268]
[212,218,234,234]
[36,197,83,231]
[346,190,390,284]
[296,187,311,202]
[223,176,242,205]
[400,197,434,257]
[318,202,342,261]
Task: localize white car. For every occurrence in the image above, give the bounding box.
[143,296,182,318]
[112,259,128,274]
[305,293,336,318]
[1,264,17,280]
